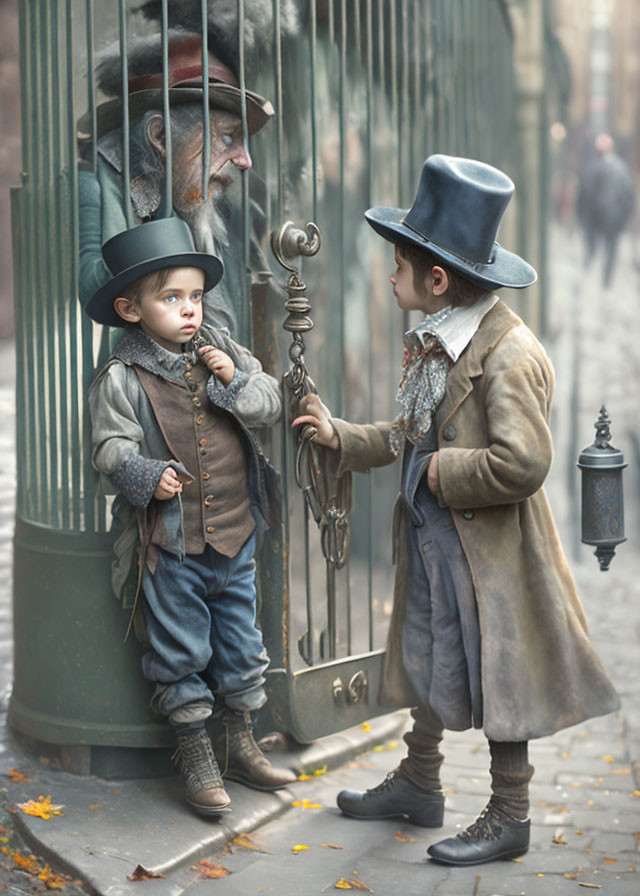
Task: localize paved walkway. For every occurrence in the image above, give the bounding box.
[0,225,638,894]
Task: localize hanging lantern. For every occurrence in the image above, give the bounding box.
[577,406,627,571]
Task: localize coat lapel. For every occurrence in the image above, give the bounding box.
[437,300,521,433]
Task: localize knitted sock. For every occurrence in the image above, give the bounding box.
[488,740,534,821]
[398,704,445,792]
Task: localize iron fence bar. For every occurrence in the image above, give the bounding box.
[43,1,61,526]
[201,0,210,203]
[34,3,51,523]
[339,0,348,659]
[160,0,172,219]
[310,0,318,221]
[17,0,34,520]
[51,0,71,530]
[365,0,374,652]
[68,0,83,530]
[237,0,251,344]
[118,0,133,229]
[85,0,97,173]
[274,0,284,219]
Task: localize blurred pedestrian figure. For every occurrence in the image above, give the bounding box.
[576,133,635,287]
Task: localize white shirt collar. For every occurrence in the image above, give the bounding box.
[405,293,499,363]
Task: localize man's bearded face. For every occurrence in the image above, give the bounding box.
[171,109,251,214]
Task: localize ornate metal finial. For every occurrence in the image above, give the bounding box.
[594,405,612,448]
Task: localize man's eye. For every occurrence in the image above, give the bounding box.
[221,133,234,147]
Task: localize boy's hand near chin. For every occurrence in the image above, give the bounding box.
[292,393,340,450]
[198,345,235,386]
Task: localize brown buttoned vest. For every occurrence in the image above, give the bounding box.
[135,359,255,558]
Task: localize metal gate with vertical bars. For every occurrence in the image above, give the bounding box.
[10,0,522,761]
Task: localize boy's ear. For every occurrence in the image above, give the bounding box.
[147,114,166,157]
[430,265,449,296]
[113,297,142,324]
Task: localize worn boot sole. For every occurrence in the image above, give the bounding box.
[428,844,529,866]
[186,797,232,818]
[338,789,445,828]
[223,768,295,792]
[339,805,444,828]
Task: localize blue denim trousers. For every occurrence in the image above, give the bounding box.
[140,533,269,717]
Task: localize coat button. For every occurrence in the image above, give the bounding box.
[202,471,210,480]
[206,526,215,534]
[196,415,204,424]
[463,510,474,520]
[204,496,213,507]
[443,424,456,441]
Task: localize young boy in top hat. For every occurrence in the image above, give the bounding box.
[294,155,619,865]
[86,216,296,817]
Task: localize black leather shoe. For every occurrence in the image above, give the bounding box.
[337,769,444,827]
[427,802,530,866]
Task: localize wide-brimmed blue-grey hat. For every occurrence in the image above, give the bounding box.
[365,154,537,290]
[86,217,224,328]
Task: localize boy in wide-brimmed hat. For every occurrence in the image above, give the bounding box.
[86,216,296,817]
[294,154,619,866]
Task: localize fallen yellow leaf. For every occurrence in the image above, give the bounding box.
[611,769,630,775]
[89,804,100,810]
[604,755,614,762]
[3,848,79,889]
[631,791,640,798]
[602,858,616,865]
[360,722,372,732]
[372,741,399,752]
[576,830,584,835]
[17,796,64,820]
[8,768,29,783]
[536,873,545,877]
[191,860,231,879]
[298,765,327,781]
[292,798,323,809]
[321,843,344,849]
[512,858,523,863]
[334,878,372,891]
[231,832,271,854]
[562,752,569,759]
[292,844,309,854]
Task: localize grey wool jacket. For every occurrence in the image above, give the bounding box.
[88,325,282,605]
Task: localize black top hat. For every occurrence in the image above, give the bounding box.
[85,217,224,328]
[365,154,536,290]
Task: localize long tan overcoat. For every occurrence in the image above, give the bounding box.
[332,300,619,742]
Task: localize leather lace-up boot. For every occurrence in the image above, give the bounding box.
[221,709,297,791]
[172,723,231,817]
[427,799,530,865]
[337,767,445,827]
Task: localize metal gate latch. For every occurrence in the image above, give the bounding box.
[332,670,368,704]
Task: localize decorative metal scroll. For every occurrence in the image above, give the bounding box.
[271,221,353,663]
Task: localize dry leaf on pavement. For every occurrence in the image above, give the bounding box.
[292,798,323,809]
[231,832,272,854]
[16,796,64,820]
[394,831,417,843]
[321,843,344,849]
[191,860,231,878]
[334,877,373,891]
[292,844,309,854]
[128,864,166,881]
[8,768,29,783]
